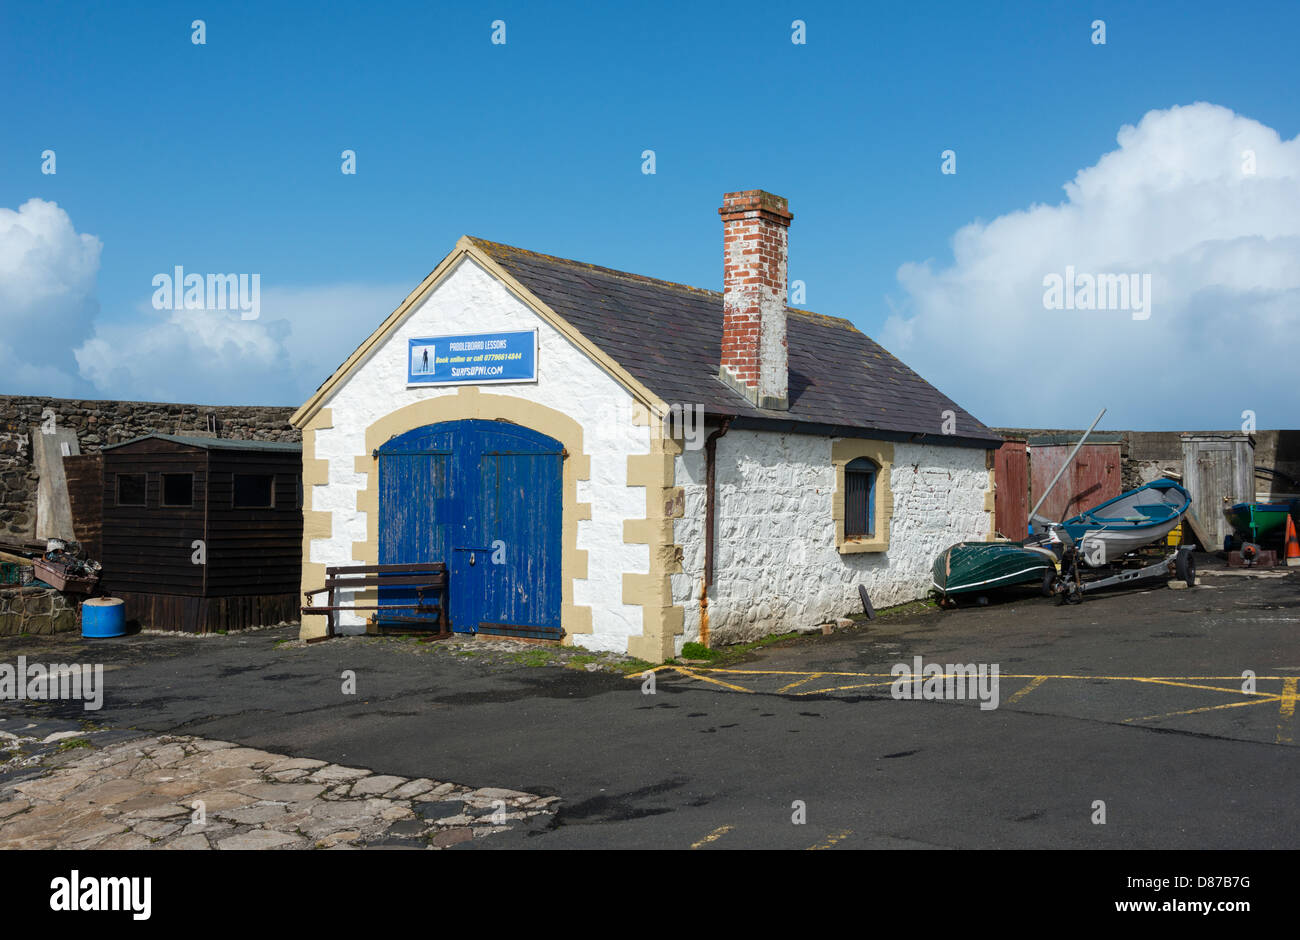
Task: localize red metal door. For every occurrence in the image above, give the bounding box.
[1030,444,1122,523]
[994,442,1028,540]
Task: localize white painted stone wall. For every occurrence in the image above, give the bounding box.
[670,429,990,649]
[309,257,651,650]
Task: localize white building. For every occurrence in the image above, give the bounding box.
[292,190,1000,662]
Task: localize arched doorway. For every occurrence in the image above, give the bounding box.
[377,419,563,636]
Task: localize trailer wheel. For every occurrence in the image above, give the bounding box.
[1041,568,1056,597]
[1176,548,1196,587]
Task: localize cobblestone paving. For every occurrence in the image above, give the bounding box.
[0,721,556,849]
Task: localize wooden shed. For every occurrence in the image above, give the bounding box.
[100,434,302,632]
[1181,433,1255,550]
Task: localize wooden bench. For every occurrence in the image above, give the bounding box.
[302,563,449,639]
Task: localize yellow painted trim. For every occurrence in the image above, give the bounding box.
[831,438,894,554]
[291,239,667,429]
[298,409,333,641]
[623,413,685,664]
[985,460,997,540]
[344,387,593,640]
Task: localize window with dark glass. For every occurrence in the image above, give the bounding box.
[844,457,876,538]
[161,473,194,507]
[233,474,274,509]
[116,473,147,507]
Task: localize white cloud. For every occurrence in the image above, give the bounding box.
[0,198,405,405]
[0,199,102,387]
[0,198,408,405]
[73,283,408,405]
[881,102,1300,430]
[74,308,285,403]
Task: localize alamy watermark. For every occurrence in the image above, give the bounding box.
[0,656,103,710]
[1042,266,1151,320]
[152,266,260,320]
[50,870,150,920]
[890,656,1000,710]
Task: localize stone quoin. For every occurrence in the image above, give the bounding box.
[292,191,1001,662]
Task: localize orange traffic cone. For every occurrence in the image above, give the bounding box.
[1286,515,1300,568]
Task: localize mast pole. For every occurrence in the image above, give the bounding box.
[1029,408,1107,523]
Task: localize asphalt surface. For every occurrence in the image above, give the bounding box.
[2,554,1297,849]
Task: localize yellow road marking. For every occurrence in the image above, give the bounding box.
[1006,675,1048,705]
[627,668,1294,682]
[671,666,754,694]
[730,670,1294,681]
[1128,677,1273,696]
[777,673,825,693]
[795,679,899,696]
[691,825,733,849]
[1277,678,1297,745]
[808,829,852,850]
[624,668,1299,741]
[1125,694,1285,724]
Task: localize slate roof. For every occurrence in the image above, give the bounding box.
[470,238,1000,446]
[104,434,301,453]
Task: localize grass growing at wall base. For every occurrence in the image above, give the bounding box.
[680,642,719,661]
[851,597,939,623]
[360,594,941,676]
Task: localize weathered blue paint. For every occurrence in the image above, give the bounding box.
[377,420,562,633]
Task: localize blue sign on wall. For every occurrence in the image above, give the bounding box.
[407,330,537,386]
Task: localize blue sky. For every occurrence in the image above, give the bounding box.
[3,0,1298,429]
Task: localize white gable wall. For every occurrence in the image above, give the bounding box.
[671,429,990,648]
[310,257,652,646]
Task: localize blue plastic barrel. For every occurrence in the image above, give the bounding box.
[82,597,126,638]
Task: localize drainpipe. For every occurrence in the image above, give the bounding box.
[700,417,733,648]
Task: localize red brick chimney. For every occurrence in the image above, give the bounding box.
[718,190,791,410]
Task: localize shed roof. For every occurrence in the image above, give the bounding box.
[103,434,302,453]
[468,238,1000,446]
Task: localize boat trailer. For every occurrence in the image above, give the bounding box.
[1050,529,1196,604]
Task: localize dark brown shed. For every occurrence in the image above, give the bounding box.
[100,434,302,632]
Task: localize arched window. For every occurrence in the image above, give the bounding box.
[844,457,877,538]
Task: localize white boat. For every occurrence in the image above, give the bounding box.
[1049,479,1191,565]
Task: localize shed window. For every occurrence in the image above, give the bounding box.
[161,473,194,507]
[116,473,147,507]
[844,457,877,538]
[233,474,274,509]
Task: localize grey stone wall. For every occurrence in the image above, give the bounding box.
[0,586,79,636]
[0,395,299,541]
[1124,432,1186,490]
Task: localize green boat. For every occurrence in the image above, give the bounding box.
[1223,500,1299,548]
[932,541,1058,600]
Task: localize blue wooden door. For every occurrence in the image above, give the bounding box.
[378,420,562,635]
[466,426,564,634]
[377,425,455,627]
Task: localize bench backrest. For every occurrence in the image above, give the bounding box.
[324,563,447,590]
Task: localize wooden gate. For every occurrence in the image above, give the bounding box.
[994,441,1028,540]
[1181,434,1254,549]
[1029,440,1122,523]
